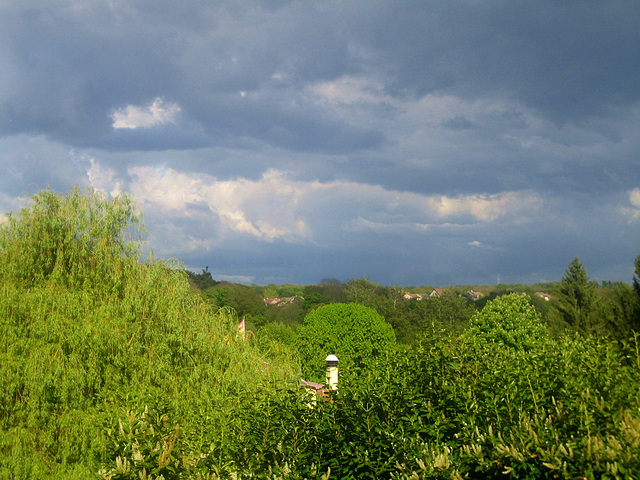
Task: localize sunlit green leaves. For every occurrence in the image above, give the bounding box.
[0,186,144,293]
[295,303,396,380]
[465,293,548,351]
[0,186,301,478]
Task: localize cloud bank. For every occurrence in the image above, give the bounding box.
[1,0,639,285]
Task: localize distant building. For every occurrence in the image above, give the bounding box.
[535,292,552,301]
[263,296,302,306]
[466,290,484,301]
[403,292,429,301]
[301,355,339,406]
[429,288,444,298]
[300,380,329,398]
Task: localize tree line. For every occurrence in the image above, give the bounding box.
[188,256,640,344]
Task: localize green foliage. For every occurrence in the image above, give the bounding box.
[341,279,475,343]
[0,187,300,478]
[296,303,396,379]
[300,292,331,310]
[593,281,639,338]
[408,296,475,337]
[633,253,640,328]
[303,281,346,304]
[256,322,299,350]
[201,282,267,326]
[554,257,597,332]
[265,301,303,327]
[0,186,144,293]
[4,187,640,479]
[343,277,385,305]
[634,253,640,297]
[228,333,640,479]
[253,284,305,303]
[465,293,549,351]
[101,399,182,479]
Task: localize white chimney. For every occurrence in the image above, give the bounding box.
[325,354,339,391]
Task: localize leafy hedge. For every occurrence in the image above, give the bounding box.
[229,332,640,479]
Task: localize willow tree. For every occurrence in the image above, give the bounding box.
[0,186,301,479]
[0,186,145,293]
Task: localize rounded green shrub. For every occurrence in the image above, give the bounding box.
[465,293,549,351]
[296,303,396,379]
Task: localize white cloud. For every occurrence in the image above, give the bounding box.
[630,188,640,209]
[95,163,541,247]
[429,191,540,222]
[86,158,123,197]
[307,76,394,106]
[628,188,640,219]
[77,159,551,264]
[111,97,181,129]
[0,191,29,220]
[466,240,502,251]
[343,216,430,234]
[127,167,312,243]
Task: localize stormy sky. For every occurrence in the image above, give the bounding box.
[1,1,639,286]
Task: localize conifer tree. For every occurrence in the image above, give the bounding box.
[554,256,596,332]
[633,253,640,328]
[633,254,640,298]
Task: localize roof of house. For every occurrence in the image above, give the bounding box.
[466,290,484,300]
[300,380,325,390]
[300,379,330,398]
[403,292,429,300]
[263,296,302,306]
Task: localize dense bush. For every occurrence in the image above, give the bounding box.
[0,187,300,479]
[231,332,640,479]
[295,303,396,380]
[465,293,549,351]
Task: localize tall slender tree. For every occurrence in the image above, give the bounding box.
[633,254,640,298]
[633,253,640,328]
[554,256,596,332]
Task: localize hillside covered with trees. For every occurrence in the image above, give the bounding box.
[2,187,640,479]
[188,258,640,345]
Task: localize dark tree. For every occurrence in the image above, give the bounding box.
[594,282,638,338]
[634,254,640,298]
[554,257,596,332]
[633,254,640,329]
[187,267,218,290]
[408,296,476,336]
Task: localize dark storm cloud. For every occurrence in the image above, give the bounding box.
[365,1,640,122]
[2,1,638,154]
[0,1,380,153]
[1,0,638,286]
